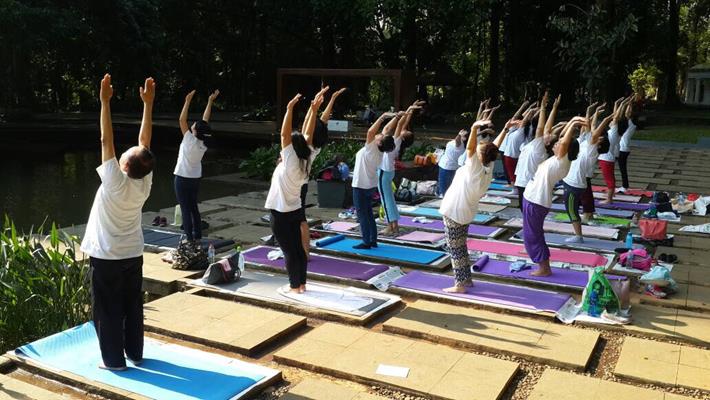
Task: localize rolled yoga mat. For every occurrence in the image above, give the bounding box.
[392,270,572,313]
[242,245,389,281]
[472,255,489,271]
[549,203,634,218]
[315,234,346,247]
[15,322,273,400]
[317,236,446,265]
[466,238,610,267]
[594,200,650,211]
[397,216,503,238]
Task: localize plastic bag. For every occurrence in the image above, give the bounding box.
[582,267,620,316]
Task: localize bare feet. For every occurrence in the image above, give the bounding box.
[289,288,300,294]
[530,268,552,277]
[299,284,306,293]
[599,200,611,205]
[99,363,127,371]
[443,285,468,293]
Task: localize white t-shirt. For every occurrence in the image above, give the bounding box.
[524,155,571,208]
[514,137,546,188]
[499,129,511,154]
[563,141,599,189]
[503,127,527,158]
[265,144,308,213]
[457,151,466,167]
[352,141,383,189]
[598,124,620,162]
[619,120,637,152]
[80,159,153,260]
[380,136,403,172]
[439,153,493,225]
[174,132,207,178]
[437,140,465,171]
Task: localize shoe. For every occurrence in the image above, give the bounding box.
[151,216,161,226]
[126,356,143,366]
[564,235,584,244]
[667,254,678,263]
[159,217,168,227]
[370,243,378,248]
[658,253,668,262]
[616,187,627,193]
[98,363,127,371]
[601,310,631,324]
[644,284,667,299]
[580,215,590,224]
[353,243,371,250]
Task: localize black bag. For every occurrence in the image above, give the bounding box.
[171,240,208,270]
[651,191,673,213]
[202,252,242,284]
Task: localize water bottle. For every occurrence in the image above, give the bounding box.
[678,192,685,205]
[625,232,634,249]
[208,243,215,264]
[625,250,634,269]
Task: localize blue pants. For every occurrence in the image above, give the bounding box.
[377,169,399,223]
[353,187,377,246]
[438,167,456,196]
[174,175,201,241]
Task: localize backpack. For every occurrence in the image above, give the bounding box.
[395,178,418,203]
[618,248,653,271]
[202,252,244,284]
[651,191,672,213]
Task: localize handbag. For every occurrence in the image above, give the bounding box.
[201,252,243,284]
[639,218,667,240]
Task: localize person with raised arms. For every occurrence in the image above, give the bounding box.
[522,117,587,277]
[439,118,510,293]
[80,74,156,370]
[597,96,632,204]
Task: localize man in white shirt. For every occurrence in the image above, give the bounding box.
[80,74,155,371]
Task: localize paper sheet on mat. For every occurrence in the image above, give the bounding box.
[367,268,406,291]
[277,284,373,312]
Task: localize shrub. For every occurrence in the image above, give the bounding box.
[0,218,90,352]
[402,140,437,161]
[238,143,280,180]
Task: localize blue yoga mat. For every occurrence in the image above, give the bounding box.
[318,236,445,265]
[401,207,494,224]
[489,182,510,191]
[16,323,267,400]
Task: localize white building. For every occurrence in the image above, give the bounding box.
[685,64,710,106]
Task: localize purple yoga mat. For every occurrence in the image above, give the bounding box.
[476,258,625,289]
[243,245,389,281]
[393,271,571,312]
[398,216,499,237]
[594,201,650,211]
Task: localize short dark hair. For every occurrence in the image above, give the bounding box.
[126,147,155,179]
[567,139,580,161]
[312,120,329,148]
[378,135,396,152]
[193,120,211,140]
[481,142,499,165]
[597,134,610,155]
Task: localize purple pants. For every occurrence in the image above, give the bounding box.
[522,198,550,263]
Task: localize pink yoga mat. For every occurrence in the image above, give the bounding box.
[592,185,653,197]
[396,231,446,243]
[466,238,609,267]
[504,218,618,239]
[326,221,359,232]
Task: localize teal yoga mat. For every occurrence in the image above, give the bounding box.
[317,236,445,265]
[16,323,271,400]
[400,206,495,224]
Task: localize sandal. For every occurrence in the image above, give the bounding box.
[658,253,668,262]
[151,216,161,226]
[667,254,678,263]
[159,217,168,227]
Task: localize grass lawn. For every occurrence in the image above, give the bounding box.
[636,125,710,143]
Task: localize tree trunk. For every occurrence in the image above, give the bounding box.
[488,1,501,100]
[663,0,681,105]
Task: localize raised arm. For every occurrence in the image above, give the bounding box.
[138,77,155,149]
[482,104,501,120]
[493,119,516,149]
[476,99,490,120]
[202,89,219,123]
[99,74,115,162]
[281,94,302,148]
[179,90,195,135]
[381,112,401,136]
[512,100,530,120]
[321,87,346,123]
[367,113,391,144]
[557,117,587,158]
[536,91,549,138]
[544,94,560,135]
[585,101,598,121]
[591,115,613,144]
[304,91,326,146]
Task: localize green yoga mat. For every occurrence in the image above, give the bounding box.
[553,213,630,227]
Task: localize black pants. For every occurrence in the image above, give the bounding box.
[563,182,584,223]
[516,186,525,209]
[300,183,308,209]
[270,209,307,288]
[617,151,630,189]
[175,175,201,241]
[91,256,143,368]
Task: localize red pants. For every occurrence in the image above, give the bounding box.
[581,178,595,214]
[598,160,616,191]
[503,155,518,184]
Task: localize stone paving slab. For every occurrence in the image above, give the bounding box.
[529,369,692,400]
[205,207,266,223]
[273,323,519,400]
[383,300,597,370]
[0,374,75,399]
[672,235,710,250]
[282,377,382,400]
[210,224,273,245]
[142,252,202,296]
[615,336,710,391]
[636,282,710,313]
[657,246,710,266]
[670,264,710,287]
[144,292,306,356]
[158,202,228,218]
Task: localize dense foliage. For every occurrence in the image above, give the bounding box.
[0,0,709,114]
[0,218,90,352]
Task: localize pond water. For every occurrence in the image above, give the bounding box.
[0,126,268,232]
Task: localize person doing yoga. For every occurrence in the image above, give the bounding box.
[439,118,510,293]
[522,117,587,277]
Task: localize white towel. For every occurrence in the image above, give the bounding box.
[267,249,284,260]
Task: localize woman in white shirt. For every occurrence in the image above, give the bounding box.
[437,130,467,196]
[617,103,638,192]
[174,89,219,246]
[522,117,586,277]
[439,119,510,293]
[352,113,398,249]
[265,92,324,293]
[597,96,632,204]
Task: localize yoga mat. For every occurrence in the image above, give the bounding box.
[553,212,630,227]
[594,200,650,211]
[392,271,571,313]
[592,191,642,202]
[16,322,274,400]
[549,203,634,218]
[480,195,511,205]
[242,246,389,281]
[592,185,653,197]
[325,221,359,232]
[319,237,445,265]
[395,231,445,243]
[489,182,511,191]
[495,207,523,220]
[397,216,502,238]
[315,235,345,247]
[419,199,507,214]
[397,205,495,224]
[511,230,623,253]
[487,189,518,198]
[466,238,610,267]
[504,218,619,239]
[277,284,373,313]
[142,228,234,251]
[476,257,626,289]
